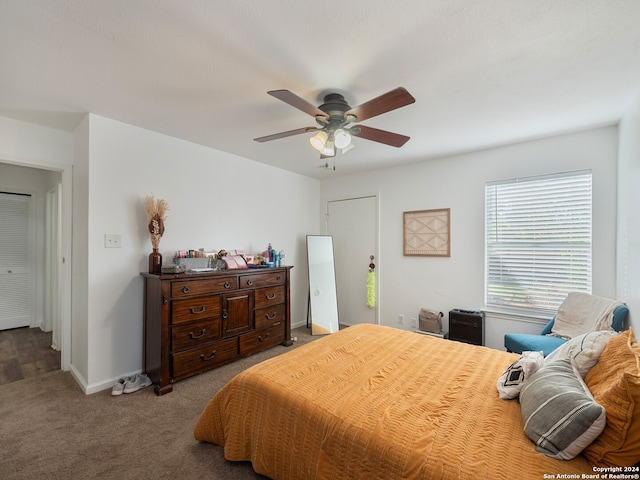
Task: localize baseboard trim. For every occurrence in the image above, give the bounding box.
[69,365,142,395]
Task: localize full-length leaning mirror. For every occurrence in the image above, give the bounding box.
[306,235,339,335]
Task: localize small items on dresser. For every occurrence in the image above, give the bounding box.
[165,246,285,272]
[258,243,285,267]
[144,195,169,274]
[161,263,186,274]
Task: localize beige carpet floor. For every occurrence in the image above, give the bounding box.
[0,326,317,480]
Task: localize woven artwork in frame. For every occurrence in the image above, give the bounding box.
[403,208,450,257]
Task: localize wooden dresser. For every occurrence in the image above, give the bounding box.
[141,266,293,395]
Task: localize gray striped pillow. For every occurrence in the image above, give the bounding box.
[520,358,606,460]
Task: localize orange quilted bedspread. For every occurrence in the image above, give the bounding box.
[194,324,595,479]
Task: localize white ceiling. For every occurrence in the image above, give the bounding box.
[2,1,640,179]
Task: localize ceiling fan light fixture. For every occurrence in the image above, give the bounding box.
[334,129,351,149]
[255,87,415,162]
[341,142,355,154]
[321,137,335,157]
[309,130,328,151]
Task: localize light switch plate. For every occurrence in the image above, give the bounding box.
[105,234,122,248]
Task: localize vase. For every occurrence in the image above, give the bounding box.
[149,248,162,274]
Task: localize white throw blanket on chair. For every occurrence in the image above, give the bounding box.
[550,292,623,339]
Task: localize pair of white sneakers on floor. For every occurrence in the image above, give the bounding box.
[111,373,152,396]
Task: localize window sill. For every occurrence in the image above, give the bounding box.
[482,307,551,325]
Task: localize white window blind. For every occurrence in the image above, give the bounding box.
[485,171,592,314]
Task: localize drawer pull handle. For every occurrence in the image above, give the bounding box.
[189,329,206,339]
[200,351,217,361]
[258,333,270,342]
[190,305,206,314]
[266,293,276,300]
[276,275,282,281]
[182,286,190,294]
[247,279,253,286]
[224,281,231,289]
[222,309,228,319]
[265,312,277,320]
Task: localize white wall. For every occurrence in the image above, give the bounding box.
[0,116,74,166]
[320,126,620,350]
[72,116,90,382]
[82,114,319,391]
[617,92,640,332]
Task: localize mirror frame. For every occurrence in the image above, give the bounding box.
[306,235,339,335]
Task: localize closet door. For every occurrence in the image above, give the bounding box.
[0,192,31,330]
[327,195,378,326]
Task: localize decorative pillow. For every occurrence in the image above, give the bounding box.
[545,330,618,378]
[520,358,606,460]
[584,328,640,467]
[496,351,544,400]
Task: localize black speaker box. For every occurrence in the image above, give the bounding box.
[449,309,485,346]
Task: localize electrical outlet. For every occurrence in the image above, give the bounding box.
[105,234,122,248]
[411,317,417,328]
[398,314,404,325]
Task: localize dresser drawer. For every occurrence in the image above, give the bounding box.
[171,337,238,380]
[254,304,286,330]
[171,318,221,351]
[254,285,285,309]
[239,271,285,289]
[172,296,221,325]
[171,277,238,298]
[239,323,285,356]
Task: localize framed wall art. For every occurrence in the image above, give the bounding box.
[403,208,450,257]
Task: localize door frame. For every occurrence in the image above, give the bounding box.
[0,159,72,371]
[45,185,62,349]
[324,192,381,325]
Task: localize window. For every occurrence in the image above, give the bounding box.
[485,171,592,314]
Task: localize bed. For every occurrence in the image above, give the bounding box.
[194,323,640,479]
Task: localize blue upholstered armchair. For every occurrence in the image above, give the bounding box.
[504,304,629,357]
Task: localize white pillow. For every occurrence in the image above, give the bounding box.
[545,330,618,378]
[496,351,545,400]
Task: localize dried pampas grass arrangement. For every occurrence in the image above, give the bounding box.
[145,195,168,249]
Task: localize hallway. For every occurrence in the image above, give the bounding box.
[0,327,60,385]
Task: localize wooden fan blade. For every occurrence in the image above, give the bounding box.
[254,127,318,143]
[268,90,329,118]
[351,125,410,148]
[345,87,415,122]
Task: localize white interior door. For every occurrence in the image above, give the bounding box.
[327,196,377,326]
[0,192,32,330]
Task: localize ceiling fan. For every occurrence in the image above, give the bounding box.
[254,87,415,159]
